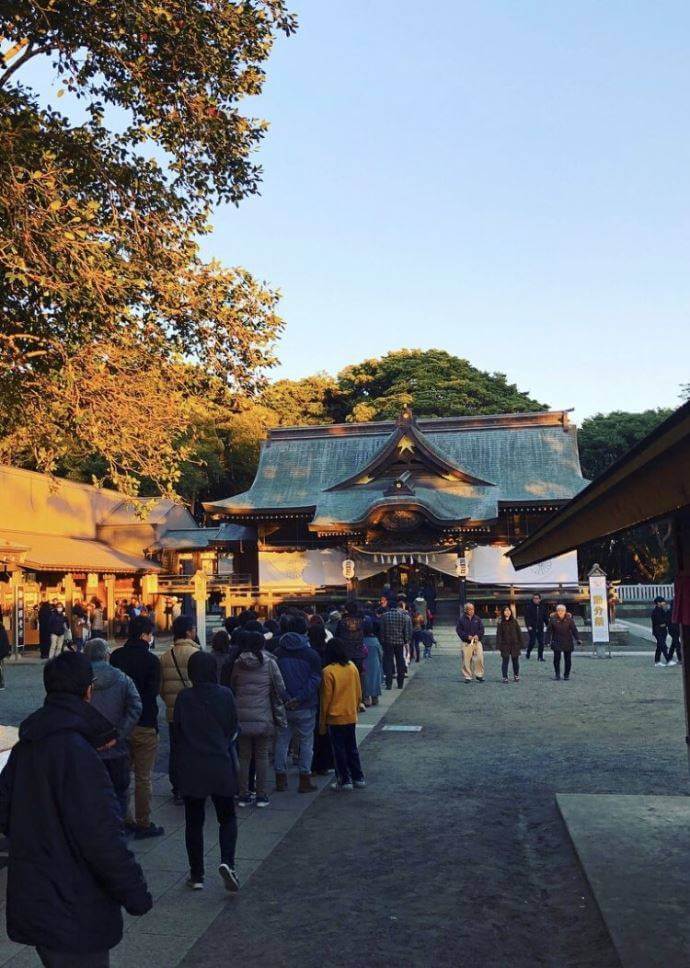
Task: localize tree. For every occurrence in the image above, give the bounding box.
[334,349,546,422]
[578,409,674,480]
[577,408,676,581]
[260,373,340,426]
[0,1,295,496]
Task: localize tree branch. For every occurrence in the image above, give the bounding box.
[0,42,53,89]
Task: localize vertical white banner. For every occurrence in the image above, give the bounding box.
[589,574,610,643]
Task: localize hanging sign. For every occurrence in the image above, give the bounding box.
[589,573,610,643]
[456,557,468,578]
[15,583,25,650]
[342,559,355,580]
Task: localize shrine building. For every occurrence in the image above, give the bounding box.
[204,409,588,607]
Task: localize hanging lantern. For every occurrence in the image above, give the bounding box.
[393,555,398,566]
[425,554,429,565]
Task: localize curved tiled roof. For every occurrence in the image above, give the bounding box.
[206,411,587,528]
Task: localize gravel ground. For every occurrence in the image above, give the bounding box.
[179,648,689,968]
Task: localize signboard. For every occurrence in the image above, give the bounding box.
[342,559,356,580]
[456,557,468,578]
[589,573,610,643]
[14,583,24,650]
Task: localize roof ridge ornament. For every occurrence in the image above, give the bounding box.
[396,406,415,428]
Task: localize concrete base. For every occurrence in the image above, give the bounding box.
[557,794,690,968]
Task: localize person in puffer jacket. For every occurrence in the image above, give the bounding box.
[230,631,286,809]
[272,616,322,794]
[85,638,142,821]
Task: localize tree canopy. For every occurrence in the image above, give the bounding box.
[578,409,674,480]
[334,349,546,422]
[0,1,295,496]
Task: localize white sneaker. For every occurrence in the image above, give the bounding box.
[218,863,240,893]
[667,660,678,667]
[654,662,665,667]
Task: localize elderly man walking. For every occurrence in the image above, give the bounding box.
[456,602,485,683]
[378,599,412,690]
[545,603,581,681]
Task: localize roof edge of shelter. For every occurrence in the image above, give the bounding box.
[265,408,574,441]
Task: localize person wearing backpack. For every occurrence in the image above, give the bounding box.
[160,615,200,803]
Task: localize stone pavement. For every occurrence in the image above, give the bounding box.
[557,794,690,968]
[0,666,418,967]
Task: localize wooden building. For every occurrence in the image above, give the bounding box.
[205,409,587,607]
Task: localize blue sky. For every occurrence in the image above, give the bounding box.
[22,1,690,421]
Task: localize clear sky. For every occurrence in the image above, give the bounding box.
[208,0,690,421]
[21,1,690,422]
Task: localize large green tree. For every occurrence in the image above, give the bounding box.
[0,0,295,496]
[334,349,546,422]
[578,409,674,480]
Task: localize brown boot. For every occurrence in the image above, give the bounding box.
[275,772,288,792]
[298,773,317,793]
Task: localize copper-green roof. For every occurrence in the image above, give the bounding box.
[206,411,587,529]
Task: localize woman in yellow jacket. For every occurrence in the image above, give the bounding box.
[319,638,366,791]
[160,615,200,802]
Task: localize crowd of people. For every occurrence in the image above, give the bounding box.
[1,592,435,966]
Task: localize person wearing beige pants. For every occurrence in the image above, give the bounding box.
[456,602,486,683]
[462,636,485,681]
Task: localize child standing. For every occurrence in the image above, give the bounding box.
[412,614,436,660]
[319,638,365,791]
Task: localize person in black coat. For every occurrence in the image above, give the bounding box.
[651,596,671,666]
[0,621,10,689]
[524,593,548,661]
[37,600,53,659]
[0,652,152,966]
[174,650,240,893]
[110,616,164,839]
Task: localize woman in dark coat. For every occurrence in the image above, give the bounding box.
[495,606,524,683]
[308,620,335,774]
[545,604,581,681]
[174,650,240,892]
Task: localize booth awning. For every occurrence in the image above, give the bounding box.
[0,530,160,574]
[508,401,690,570]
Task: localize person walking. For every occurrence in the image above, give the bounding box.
[48,603,69,658]
[456,602,485,683]
[110,615,164,840]
[84,638,142,822]
[319,638,365,792]
[160,615,200,803]
[651,596,671,667]
[174,651,241,893]
[231,630,287,808]
[667,599,682,664]
[496,606,524,683]
[362,616,383,704]
[524,593,548,662]
[545,604,581,681]
[38,599,53,659]
[0,652,152,967]
[0,620,10,689]
[378,598,412,690]
[273,617,322,793]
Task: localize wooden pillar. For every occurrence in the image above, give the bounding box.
[674,511,690,774]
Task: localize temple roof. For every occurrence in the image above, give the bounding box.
[205,410,588,530]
